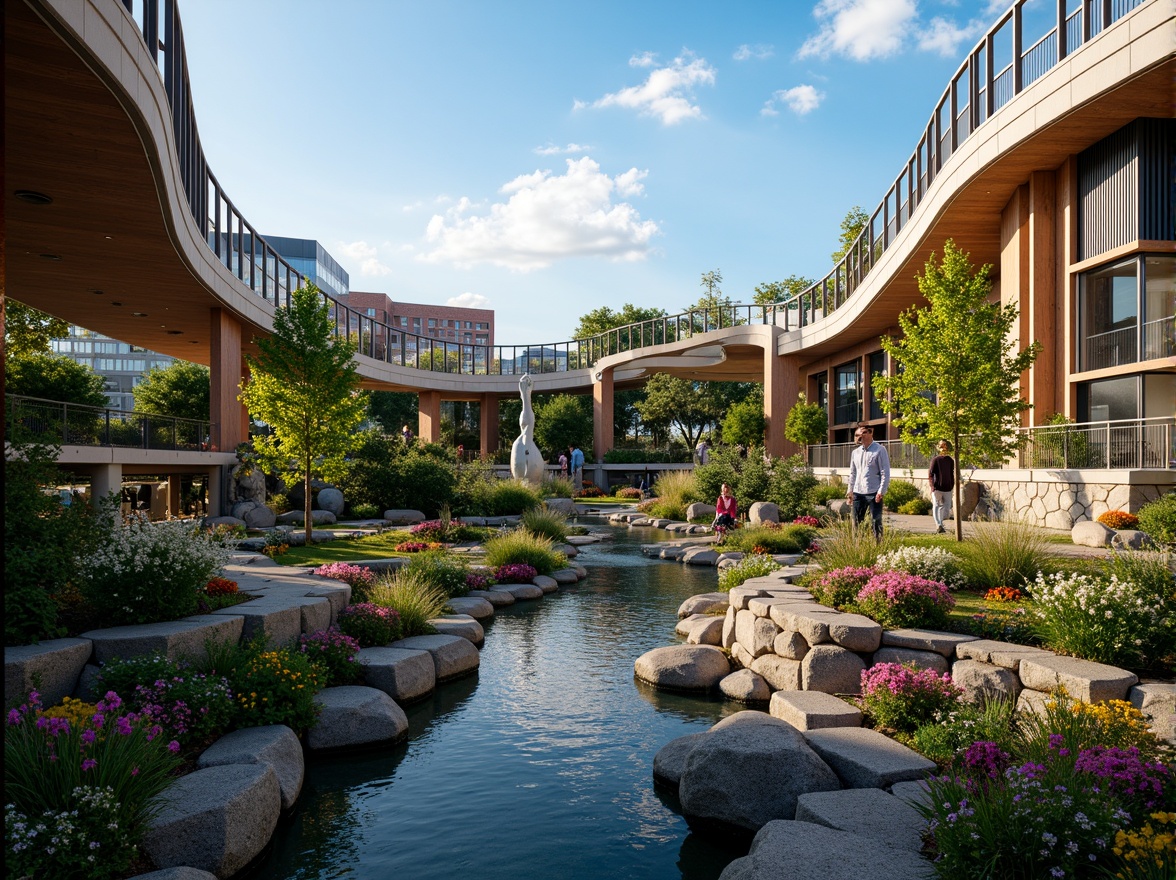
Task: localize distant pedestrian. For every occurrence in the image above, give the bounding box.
[928,439,955,533]
[569,444,585,489]
[696,438,710,465]
[559,450,568,477]
[402,424,414,445]
[847,424,890,540]
[712,483,738,536]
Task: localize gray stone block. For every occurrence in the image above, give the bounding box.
[307,686,409,751]
[718,820,934,880]
[824,613,883,653]
[1130,682,1176,744]
[383,509,426,524]
[773,630,810,661]
[468,588,515,607]
[729,587,769,611]
[720,669,772,703]
[954,638,1051,671]
[552,568,580,584]
[143,764,280,877]
[735,609,781,658]
[1016,687,1053,716]
[880,628,977,658]
[722,606,738,650]
[804,728,935,789]
[802,644,867,695]
[680,717,840,832]
[653,732,709,789]
[871,646,948,674]
[128,868,220,880]
[5,637,92,708]
[1019,654,1138,703]
[83,616,244,667]
[316,487,345,515]
[393,634,480,682]
[499,583,544,601]
[532,574,559,593]
[889,779,932,809]
[445,596,495,620]
[197,725,304,811]
[635,645,730,692]
[678,592,730,618]
[1072,520,1115,547]
[750,655,803,691]
[358,646,436,704]
[427,614,485,647]
[682,548,721,566]
[73,663,104,702]
[748,501,780,525]
[770,690,862,731]
[209,598,302,647]
[951,659,1022,705]
[795,788,926,852]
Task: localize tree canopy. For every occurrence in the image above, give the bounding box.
[133,360,210,419]
[572,303,668,341]
[784,392,828,448]
[4,302,69,359]
[831,206,869,263]
[534,394,593,460]
[752,275,816,306]
[7,353,108,408]
[636,374,724,449]
[721,387,766,448]
[368,390,419,437]
[875,240,1040,540]
[239,284,367,542]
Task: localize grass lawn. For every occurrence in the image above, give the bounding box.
[274,531,414,566]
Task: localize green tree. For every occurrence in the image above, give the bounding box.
[874,240,1041,541]
[753,275,815,305]
[534,394,593,460]
[721,387,766,448]
[573,304,668,345]
[4,302,69,359]
[133,360,210,419]
[240,284,367,543]
[687,269,739,331]
[831,206,869,263]
[7,353,108,408]
[636,374,721,449]
[368,390,419,437]
[784,392,828,451]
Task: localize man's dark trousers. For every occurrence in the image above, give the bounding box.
[852,493,883,540]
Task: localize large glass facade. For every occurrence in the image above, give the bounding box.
[1143,256,1176,361]
[868,351,887,419]
[833,361,860,425]
[1078,255,1175,371]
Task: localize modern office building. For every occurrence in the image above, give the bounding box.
[262,236,350,301]
[50,327,175,410]
[341,291,495,347]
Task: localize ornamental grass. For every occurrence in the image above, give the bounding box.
[812,517,907,570]
[482,528,566,575]
[521,505,570,543]
[719,523,815,555]
[954,516,1052,590]
[367,570,447,638]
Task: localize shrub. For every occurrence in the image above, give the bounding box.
[340,444,457,518]
[718,555,782,591]
[692,460,738,509]
[859,662,962,733]
[494,563,539,584]
[313,562,378,601]
[577,482,606,498]
[811,483,846,507]
[898,497,932,515]
[882,479,920,512]
[649,470,700,521]
[482,529,566,575]
[812,517,907,570]
[262,530,290,557]
[337,603,401,647]
[955,517,1052,590]
[522,506,570,543]
[349,502,380,519]
[367,571,447,638]
[614,486,643,500]
[205,576,239,596]
[98,654,235,747]
[486,479,543,515]
[767,454,819,521]
[735,452,771,506]
[299,626,362,685]
[465,572,495,590]
[806,566,876,609]
[4,690,182,878]
[876,545,966,590]
[396,540,440,553]
[911,698,1019,765]
[266,492,292,515]
[720,523,815,555]
[854,571,954,629]
[1029,564,1175,669]
[1137,493,1176,546]
[233,648,326,731]
[405,550,471,598]
[79,516,230,627]
[541,475,577,497]
[1097,509,1140,530]
[409,518,463,542]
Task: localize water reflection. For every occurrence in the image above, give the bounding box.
[251,523,742,880]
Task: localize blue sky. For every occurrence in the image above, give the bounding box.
[178,0,1019,344]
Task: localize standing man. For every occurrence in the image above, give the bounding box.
[928,439,955,534]
[695,437,710,465]
[847,424,890,540]
[569,444,585,491]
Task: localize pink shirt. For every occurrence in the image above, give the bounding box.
[716,494,737,517]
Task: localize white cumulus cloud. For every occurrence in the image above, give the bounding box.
[337,240,392,277]
[799,0,918,61]
[762,84,825,116]
[734,43,775,61]
[917,15,985,57]
[581,51,716,125]
[420,157,659,271]
[447,292,490,309]
[534,142,591,156]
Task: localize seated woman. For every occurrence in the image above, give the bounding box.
[712,483,737,532]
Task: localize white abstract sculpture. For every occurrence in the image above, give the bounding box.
[510,373,545,485]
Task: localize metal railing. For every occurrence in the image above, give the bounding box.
[121,0,1148,376]
[806,417,1175,471]
[6,395,216,451]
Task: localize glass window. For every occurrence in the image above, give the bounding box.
[868,351,887,420]
[1078,259,1138,370]
[1143,255,1175,361]
[366,308,376,317]
[428,319,437,328]
[815,372,829,416]
[1079,376,1138,422]
[834,361,860,425]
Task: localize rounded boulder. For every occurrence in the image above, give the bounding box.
[634,645,730,692]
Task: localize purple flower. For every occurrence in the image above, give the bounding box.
[81,758,97,772]
[167,740,181,754]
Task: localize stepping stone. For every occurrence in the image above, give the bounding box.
[880,629,977,658]
[682,548,720,566]
[803,728,935,789]
[872,647,948,674]
[357,646,436,703]
[393,634,480,682]
[686,618,724,646]
[143,764,280,877]
[770,690,862,731]
[719,820,934,880]
[889,779,932,809]
[82,615,244,667]
[307,686,409,751]
[802,644,866,695]
[678,593,729,618]
[532,575,560,594]
[653,732,709,790]
[427,614,484,646]
[634,645,730,692]
[951,659,1022,705]
[497,583,544,601]
[5,637,92,708]
[954,638,1051,671]
[795,788,926,852]
[551,568,580,584]
[720,669,771,703]
[1018,655,1139,703]
[1130,683,1176,744]
[197,725,304,811]
[446,596,494,620]
[383,509,426,524]
[571,564,588,578]
[468,588,514,607]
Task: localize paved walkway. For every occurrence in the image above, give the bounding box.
[881,513,1110,559]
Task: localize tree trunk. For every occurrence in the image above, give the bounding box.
[953,433,963,542]
[304,465,312,547]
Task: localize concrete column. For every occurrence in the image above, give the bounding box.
[210,309,247,452]
[479,394,499,457]
[167,475,181,518]
[418,390,442,443]
[86,463,122,516]
[1028,169,1058,422]
[592,369,614,462]
[208,466,225,517]
[764,348,797,459]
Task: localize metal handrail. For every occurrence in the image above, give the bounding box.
[121,0,1148,375]
[5,394,217,451]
